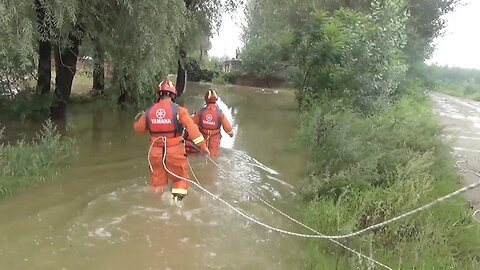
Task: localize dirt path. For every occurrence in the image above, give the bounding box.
[431,92,480,215]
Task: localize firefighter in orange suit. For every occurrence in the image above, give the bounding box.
[191,89,234,157]
[133,80,210,201]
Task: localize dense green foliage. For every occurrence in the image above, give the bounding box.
[0,120,77,198]
[292,5,407,114]
[242,0,480,268]
[241,0,458,87]
[425,64,480,100]
[0,0,240,115]
[0,90,52,122]
[243,0,408,113]
[184,56,238,84]
[185,58,219,82]
[298,95,480,269]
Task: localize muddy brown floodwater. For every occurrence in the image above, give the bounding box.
[0,83,310,270]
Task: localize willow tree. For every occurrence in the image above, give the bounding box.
[0,0,38,93]
[0,0,83,101]
[1,0,241,113]
[103,0,188,106]
[84,0,241,106]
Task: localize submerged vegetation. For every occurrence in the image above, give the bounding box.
[242,0,480,268]
[0,120,76,198]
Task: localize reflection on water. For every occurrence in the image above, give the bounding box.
[0,83,307,270]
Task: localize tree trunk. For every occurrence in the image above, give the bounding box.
[175,49,187,97]
[92,41,105,92]
[34,0,51,95]
[114,67,129,105]
[91,0,105,94]
[53,28,82,102]
[37,41,52,95]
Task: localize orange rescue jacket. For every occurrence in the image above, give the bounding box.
[134,99,207,149]
[192,104,233,137]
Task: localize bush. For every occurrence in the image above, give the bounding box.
[212,71,237,85]
[298,94,480,269]
[0,119,77,197]
[464,84,477,96]
[186,58,219,82]
[0,90,52,122]
[293,5,407,114]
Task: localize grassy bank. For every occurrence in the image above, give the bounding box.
[298,93,480,269]
[424,64,480,101]
[435,86,480,101]
[0,120,77,198]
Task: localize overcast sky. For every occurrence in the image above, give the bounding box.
[208,4,245,59]
[427,0,480,69]
[209,0,480,69]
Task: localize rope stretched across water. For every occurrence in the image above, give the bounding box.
[159,139,480,269]
[163,139,392,269]
[186,142,480,240]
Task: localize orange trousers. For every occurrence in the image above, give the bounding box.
[205,133,221,157]
[149,143,189,195]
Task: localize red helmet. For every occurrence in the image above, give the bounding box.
[157,80,177,96]
[205,89,218,103]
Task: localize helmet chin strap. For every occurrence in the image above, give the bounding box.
[155,91,176,103]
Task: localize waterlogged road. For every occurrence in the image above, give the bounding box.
[431,92,480,212]
[0,84,307,270]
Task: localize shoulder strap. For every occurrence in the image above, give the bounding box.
[145,106,152,131]
[216,109,222,129]
[198,107,206,129]
[171,103,183,134]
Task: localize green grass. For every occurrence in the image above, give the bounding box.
[0,120,77,198]
[71,69,94,95]
[298,93,480,269]
[435,83,480,101]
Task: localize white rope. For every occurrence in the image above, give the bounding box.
[456,161,480,224]
[187,147,480,240]
[147,137,162,172]
[197,156,392,269]
[208,158,392,268]
[161,139,391,269]
[187,158,202,187]
[157,141,480,269]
